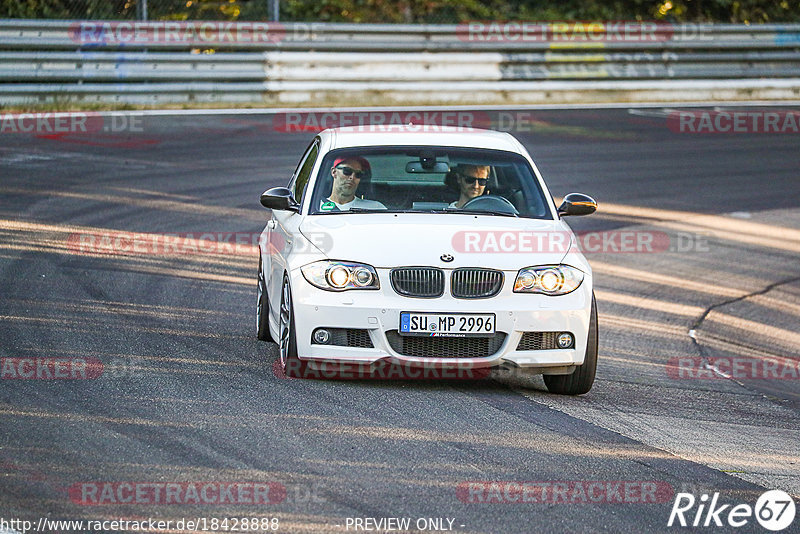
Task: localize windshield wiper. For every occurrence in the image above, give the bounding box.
[443,208,518,218]
[346,207,385,212]
[320,207,387,214]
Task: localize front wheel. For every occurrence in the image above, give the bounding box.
[279,275,308,378]
[544,293,598,395]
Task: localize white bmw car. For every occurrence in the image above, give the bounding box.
[257,125,598,394]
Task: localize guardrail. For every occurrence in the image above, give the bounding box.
[1,20,799,106]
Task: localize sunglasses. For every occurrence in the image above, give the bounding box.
[336,165,366,179]
[460,174,488,186]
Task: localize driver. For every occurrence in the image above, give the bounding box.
[321,157,386,211]
[448,164,490,208]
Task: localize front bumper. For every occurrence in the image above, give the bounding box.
[288,267,592,371]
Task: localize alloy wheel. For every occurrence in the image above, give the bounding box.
[279,279,291,369]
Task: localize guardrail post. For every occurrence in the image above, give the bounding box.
[137,0,148,21]
[270,0,279,22]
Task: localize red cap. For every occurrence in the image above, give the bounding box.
[333,156,371,177]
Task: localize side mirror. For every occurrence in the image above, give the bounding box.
[260,187,300,212]
[557,193,597,217]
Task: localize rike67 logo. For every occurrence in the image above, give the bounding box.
[668,490,796,531]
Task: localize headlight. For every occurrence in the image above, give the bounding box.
[513,265,584,295]
[301,261,380,291]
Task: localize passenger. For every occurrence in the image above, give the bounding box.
[321,157,386,211]
[446,164,490,208]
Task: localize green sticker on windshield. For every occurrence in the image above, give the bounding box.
[321,201,336,211]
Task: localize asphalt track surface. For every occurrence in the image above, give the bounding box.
[1,106,799,534]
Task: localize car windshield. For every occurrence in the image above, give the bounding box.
[308,147,552,219]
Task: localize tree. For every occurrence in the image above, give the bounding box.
[1,0,799,22]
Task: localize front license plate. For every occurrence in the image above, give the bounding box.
[399,312,496,337]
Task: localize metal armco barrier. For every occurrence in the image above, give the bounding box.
[1,20,799,105]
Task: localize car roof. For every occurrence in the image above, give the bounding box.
[320,125,524,153]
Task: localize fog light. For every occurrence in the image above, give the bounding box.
[557,332,574,349]
[313,329,331,344]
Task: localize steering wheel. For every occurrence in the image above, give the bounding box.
[462,195,519,216]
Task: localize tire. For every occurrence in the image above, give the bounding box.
[279,275,308,379]
[544,293,598,395]
[256,259,273,342]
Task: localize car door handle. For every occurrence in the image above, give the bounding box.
[267,220,276,230]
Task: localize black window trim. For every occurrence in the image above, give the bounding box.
[308,145,553,220]
[288,137,321,215]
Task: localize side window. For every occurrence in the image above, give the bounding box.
[291,140,320,207]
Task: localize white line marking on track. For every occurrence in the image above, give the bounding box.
[6,100,800,118]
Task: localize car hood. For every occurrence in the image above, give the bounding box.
[299,213,578,270]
